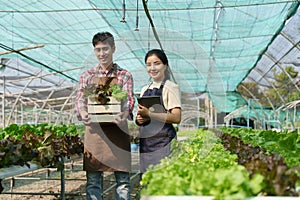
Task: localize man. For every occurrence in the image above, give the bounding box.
[75,31,135,200]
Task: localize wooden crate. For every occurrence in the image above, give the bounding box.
[88,96,121,122]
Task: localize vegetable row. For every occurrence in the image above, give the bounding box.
[0,123,84,168]
[140,128,300,199]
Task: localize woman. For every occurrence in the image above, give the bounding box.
[136,49,182,175]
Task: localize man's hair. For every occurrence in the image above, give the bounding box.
[92,32,115,47]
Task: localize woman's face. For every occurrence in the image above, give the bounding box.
[146,54,166,82]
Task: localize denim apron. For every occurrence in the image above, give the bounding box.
[139,81,176,173]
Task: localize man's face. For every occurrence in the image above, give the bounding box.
[94,41,115,68]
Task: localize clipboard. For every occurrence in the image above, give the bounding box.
[137,96,162,108]
[137,96,165,113]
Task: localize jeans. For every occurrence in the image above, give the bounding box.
[86,171,130,200]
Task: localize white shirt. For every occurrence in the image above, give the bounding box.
[140,80,181,111]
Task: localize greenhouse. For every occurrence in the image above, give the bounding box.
[0,0,300,199]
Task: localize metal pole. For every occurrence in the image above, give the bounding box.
[247,98,258,129]
[15,103,17,124]
[197,98,200,127]
[2,76,5,128]
[0,179,3,193]
[210,100,213,128]
[214,108,217,128]
[21,103,23,124]
[205,93,209,127]
[247,99,250,128]
[60,156,65,200]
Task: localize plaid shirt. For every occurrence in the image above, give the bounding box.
[75,63,135,120]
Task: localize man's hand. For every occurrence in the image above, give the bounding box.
[80,110,91,125]
[113,111,129,125]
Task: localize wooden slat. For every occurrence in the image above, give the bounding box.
[88,97,120,105]
[88,104,120,114]
[89,114,116,122]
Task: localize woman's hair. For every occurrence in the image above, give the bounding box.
[92,32,115,47]
[145,49,171,81]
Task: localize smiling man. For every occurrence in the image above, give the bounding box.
[75,31,135,200]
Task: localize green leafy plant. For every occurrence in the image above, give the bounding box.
[0,124,84,168]
[81,83,127,104]
[218,127,300,196]
[140,129,264,199]
[111,84,128,101]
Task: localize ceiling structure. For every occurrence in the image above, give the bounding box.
[0,58,75,110]
[0,0,299,125]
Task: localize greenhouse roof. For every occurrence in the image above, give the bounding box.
[0,0,299,114]
[0,58,75,111]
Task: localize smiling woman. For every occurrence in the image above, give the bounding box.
[136,49,182,177]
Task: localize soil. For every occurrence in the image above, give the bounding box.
[0,152,142,200]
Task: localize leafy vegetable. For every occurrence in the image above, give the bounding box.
[81,83,127,104]
[141,129,264,199]
[111,84,127,101]
[218,127,300,196]
[0,123,84,168]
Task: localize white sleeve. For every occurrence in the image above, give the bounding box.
[162,81,181,110]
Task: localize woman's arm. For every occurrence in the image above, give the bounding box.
[137,104,181,124]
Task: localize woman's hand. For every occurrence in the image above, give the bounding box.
[136,114,150,125]
[136,104,151,125]
[137,104,150,118]
[137,103,181,124]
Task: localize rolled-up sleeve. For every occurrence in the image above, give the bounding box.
[122,71,135,113]
[74,72,88,121]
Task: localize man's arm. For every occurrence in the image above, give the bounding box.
[74,72,90,124]
[114,70,135,124]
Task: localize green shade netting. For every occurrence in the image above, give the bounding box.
[0,0,299,113]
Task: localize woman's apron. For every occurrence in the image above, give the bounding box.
[139,81,176,173]
[83,71,131,172]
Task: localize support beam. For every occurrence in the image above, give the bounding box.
[0,44,45,55]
